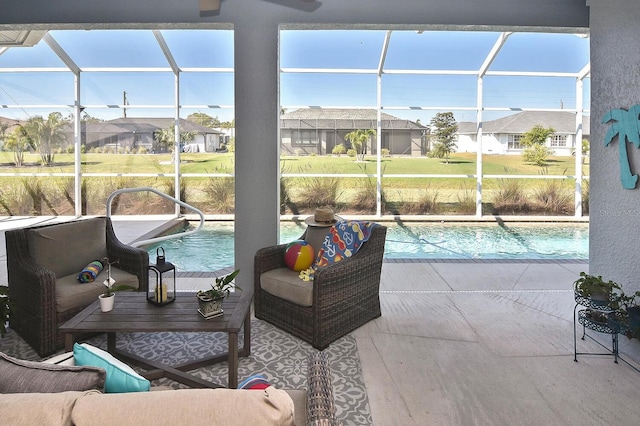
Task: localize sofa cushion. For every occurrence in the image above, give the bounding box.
[27,217,108,278]
[0,390,98,426]
[261,267,313,307]
[71,386,295,426]
[0,352,105,393]
[56,267,139,314]
[73,343,150,393]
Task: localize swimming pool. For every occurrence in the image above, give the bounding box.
[145,222,589,272]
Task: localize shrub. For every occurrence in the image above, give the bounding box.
[332,144,346,156]
[203,167,235,213]
[414,187,440,214]
[492,178,530,213]
[534,179,573,214]
[522,144,554,166]
[381,148,390,157]
[351,179,385,213]
[456,185,476,215]
[347,149,357,158]
[298,166,341,208]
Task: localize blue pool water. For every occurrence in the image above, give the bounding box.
[145,222,589,272]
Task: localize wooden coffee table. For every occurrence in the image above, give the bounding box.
[59,290,252,389]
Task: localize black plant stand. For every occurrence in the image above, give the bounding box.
[573,292,627,363]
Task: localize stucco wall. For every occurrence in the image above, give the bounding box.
[589,0,640,293]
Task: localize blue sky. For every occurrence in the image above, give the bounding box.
[0,29,589,124]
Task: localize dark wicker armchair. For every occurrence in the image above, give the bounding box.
[254,225,386,350]
[5,217,149,357]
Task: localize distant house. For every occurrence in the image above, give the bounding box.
[64,117,225,153]
[456,111,590,156]
[280,109,427,156]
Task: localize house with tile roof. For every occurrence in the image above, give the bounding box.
[61,117,225,153]
[280,108,427,156]
[456,111,590,156]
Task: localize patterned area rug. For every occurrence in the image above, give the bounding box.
[0,318,372,425]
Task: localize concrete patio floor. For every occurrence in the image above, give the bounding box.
[2,217,640,425]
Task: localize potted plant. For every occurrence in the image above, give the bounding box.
[573,272,621,305]
[609,289,640,338]
[99,258,136,312]
[196,269,240,318]
[0,286,11,338]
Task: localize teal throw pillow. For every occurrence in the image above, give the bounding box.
[73,343,150,393]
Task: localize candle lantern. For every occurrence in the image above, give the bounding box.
[147,247,176,306]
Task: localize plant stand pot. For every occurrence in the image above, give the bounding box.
[197,295,224,319]
[99,294,115,312]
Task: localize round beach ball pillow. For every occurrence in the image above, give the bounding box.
[284,240,315,272]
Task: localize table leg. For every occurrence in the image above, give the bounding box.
[243,309,251,356]
[64,333,74,352]
[107,332,116,352]
[228,331,238,388]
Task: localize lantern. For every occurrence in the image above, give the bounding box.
[147,247,176,306]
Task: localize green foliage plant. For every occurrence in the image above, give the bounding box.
[346,149,356,158]
[197,269,240,300]
[345,129,376,162]
[573,272,620,301]
[332,143,346,156]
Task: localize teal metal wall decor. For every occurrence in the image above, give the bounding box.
[602,104,640,189]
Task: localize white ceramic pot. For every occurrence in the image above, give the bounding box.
[99,294,115,312]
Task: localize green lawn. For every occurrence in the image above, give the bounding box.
[0,151,589,215]
[0,151,586,177]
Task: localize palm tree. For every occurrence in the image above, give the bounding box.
[4,125,34,167]
[345,129,376,162]
[602,105,640,189]
[22,113,68,166]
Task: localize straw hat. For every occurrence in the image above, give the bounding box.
[304,208,338,227]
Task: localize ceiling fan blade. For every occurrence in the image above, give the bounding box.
[261,0,322,12]
[200,0,221,16]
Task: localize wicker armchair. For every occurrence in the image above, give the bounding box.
[5,217,149,357]
[254,225,386,350]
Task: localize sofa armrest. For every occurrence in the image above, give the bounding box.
[306,352,342,426]
[5,228,58,354]
[105,217,149,292]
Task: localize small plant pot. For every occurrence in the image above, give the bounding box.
[197,294,224,318]
[99,294,115,312]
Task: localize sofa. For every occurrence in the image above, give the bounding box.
[0,350,340,426]
[5,217,149,357]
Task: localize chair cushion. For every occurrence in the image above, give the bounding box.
[26,217,108,278]
[56,267,139,314]
[73,343,150,393]
[0,351,106,393]
[260,268,313,307]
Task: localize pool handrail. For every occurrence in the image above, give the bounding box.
[106,187,205,248]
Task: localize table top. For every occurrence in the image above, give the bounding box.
[59,291,252,335]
